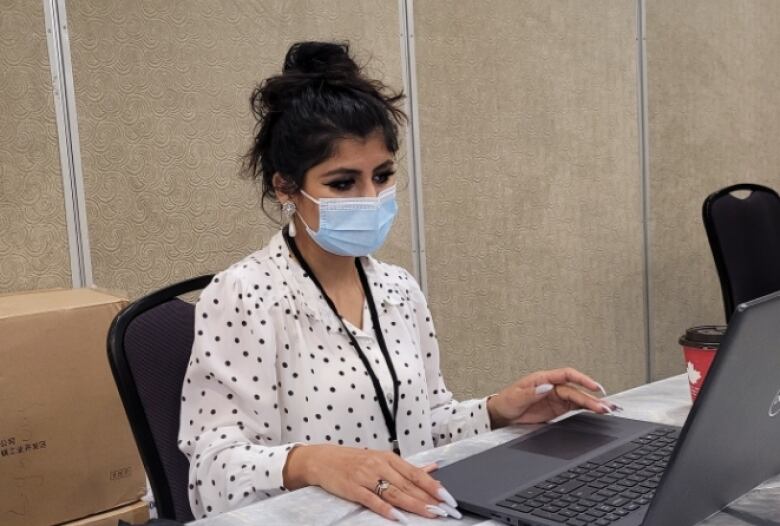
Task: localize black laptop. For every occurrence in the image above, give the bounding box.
[434,291,780,526]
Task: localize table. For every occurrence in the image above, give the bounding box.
[191,375,780,525]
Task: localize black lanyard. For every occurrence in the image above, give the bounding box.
[283,229,401,453]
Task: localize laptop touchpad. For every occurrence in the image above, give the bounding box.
[511,427,617,460]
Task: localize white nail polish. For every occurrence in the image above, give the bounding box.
[437,487,458,508]
[439,503,463,519]
[390,508,409,524]
[600,403,613,414]
[535,383,554,395]
[596,382,608,397]
[426,504,448,517]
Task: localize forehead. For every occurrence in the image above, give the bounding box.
[317,133,393,171]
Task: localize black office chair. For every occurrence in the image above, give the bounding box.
[703,183,780,322]
[107,275,214,522]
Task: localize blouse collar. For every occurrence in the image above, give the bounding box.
[267,230,404,326]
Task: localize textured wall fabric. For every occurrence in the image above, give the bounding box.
[646,0,780,379]
[0,0,71,292]
[67,0,412,299]
[414,0,646,398]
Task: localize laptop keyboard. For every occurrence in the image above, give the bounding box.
[496,427,679,525]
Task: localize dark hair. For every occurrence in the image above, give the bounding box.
[243,41,407,216]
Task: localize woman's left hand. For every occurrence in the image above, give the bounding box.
[486,367,621,428]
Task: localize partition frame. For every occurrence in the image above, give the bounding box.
[43,0,93,288]
[398,0,428,293]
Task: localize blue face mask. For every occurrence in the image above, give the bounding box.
[297,186,398,257]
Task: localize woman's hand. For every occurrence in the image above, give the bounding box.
[486,367,621,428]
[283,444,459,523]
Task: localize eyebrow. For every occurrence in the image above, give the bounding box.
[320,160,395,178]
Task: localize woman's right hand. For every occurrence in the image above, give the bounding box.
[283,444,459,522]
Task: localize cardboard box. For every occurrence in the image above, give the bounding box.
[61,500,149,526]
[0,288,146,526]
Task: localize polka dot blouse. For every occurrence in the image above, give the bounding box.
[178,231,491,518]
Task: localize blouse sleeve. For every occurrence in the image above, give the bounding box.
[402,270,493,447]
[178,269,301,519]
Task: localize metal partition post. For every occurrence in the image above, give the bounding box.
[636,0,653,382]
[43,0,92,288]
[398,0,428,294]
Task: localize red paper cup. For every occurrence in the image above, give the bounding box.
[679,326,726,401]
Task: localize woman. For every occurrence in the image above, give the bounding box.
[178,41,618,523]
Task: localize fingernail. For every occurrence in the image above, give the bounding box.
[437,487,458,508]
[426,504,448,517]
[596,382,608,397]
[390,508,409,524]
[439,503,463,519]
[612,403,624,412]
[600,403,613,414]
[535,383,554,395]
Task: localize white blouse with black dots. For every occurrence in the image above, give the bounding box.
[178,230,491,518]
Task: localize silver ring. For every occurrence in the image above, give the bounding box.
[374,479,391,497]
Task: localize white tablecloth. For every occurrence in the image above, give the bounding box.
[190,375,780,526]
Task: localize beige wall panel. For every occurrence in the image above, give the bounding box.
[415,1,644,398]
[67,0,411,299]
[647,1,780,379]
[0,0,71,292]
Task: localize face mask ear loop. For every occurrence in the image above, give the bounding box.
[295,189,320,236]
[295,190,319,236]
[299,189,320,205]
[297,212,317,236]
[379,185,398,199]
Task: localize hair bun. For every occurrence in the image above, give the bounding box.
[282,41,358,78]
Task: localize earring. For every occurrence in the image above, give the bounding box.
[282,201,297,237]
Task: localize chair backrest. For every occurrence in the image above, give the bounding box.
[703,183,780,322]
[107,275,214,522]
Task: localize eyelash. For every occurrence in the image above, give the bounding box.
[327,171,395,191]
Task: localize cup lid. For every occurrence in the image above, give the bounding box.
[679,325,727,347]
